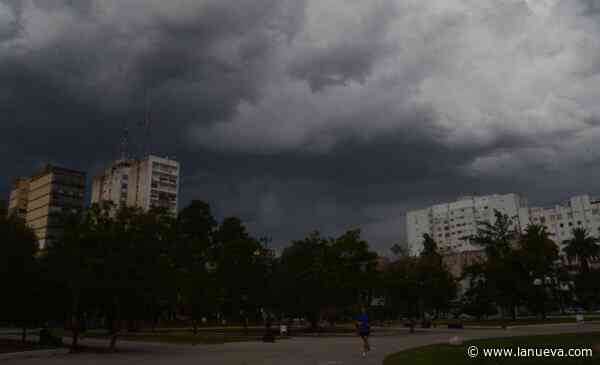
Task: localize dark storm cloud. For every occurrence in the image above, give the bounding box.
[2,0,600,254]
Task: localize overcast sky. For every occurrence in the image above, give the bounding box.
[2,0,600,254]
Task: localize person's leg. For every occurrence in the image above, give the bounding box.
[361,335,369,353]
[365,335,370,352]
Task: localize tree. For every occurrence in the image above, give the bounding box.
[416,234,456,319]
[0,213,39,342]
[469,210,517,259]
[43,209,98,351]
[274,229,378,330]
[105,205,176,349]
[461,263,496,320]
[390,243,409,258]
[0,199,7,216]
[274,231,334,330]
[212,217,270,325]
[562,228,599,274]
[468,210,525,320]
[383,255,421,320]
[562,228,600,310]
[518,224,559,319]
[175,200,218,333]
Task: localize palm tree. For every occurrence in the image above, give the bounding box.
[562,228,600,274]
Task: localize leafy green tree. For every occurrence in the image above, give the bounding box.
[0,213,39,342]
[518,224,559,319]
[274,229,378,329]
[43,209,100,351]
[0,199,7,216]
[274,231,333,329]
[461,263,496,320]
[468,210,525,320]
[417,234,456,319]
[212,217,270,325]
[390,243,409,258]
[105,206,176,348]
[175,200,218,333]
[329,229,378,311]
[562,228,600,310]
[562,228,599,274]
[382,255,421,319]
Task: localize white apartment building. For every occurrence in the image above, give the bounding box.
[518,195,600,251]
[406,193,526,255]
[91,155,180,214]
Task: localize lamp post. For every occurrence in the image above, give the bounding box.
[262,308,275,342]
[533,277,545,319]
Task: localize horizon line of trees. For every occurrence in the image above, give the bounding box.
[1,200,600,352]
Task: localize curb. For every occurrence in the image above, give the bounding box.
[0,348,69,361]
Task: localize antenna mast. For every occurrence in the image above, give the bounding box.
[144,89,152,158]
[118,121,131,161]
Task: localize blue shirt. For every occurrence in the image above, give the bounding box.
[357,314,370,331]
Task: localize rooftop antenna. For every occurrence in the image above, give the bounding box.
[143,88,152,158]
[118,120,131,162]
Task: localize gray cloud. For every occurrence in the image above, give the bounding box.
[2,0,600,254]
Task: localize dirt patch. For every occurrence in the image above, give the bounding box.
[0,339,51,354]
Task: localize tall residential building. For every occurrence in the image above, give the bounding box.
[7,165,86,249]
[406,193,526,255]
[518,195,600,251]
[7,178,30,217]
[91,155,180,214]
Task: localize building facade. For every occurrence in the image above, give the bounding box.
[406,193,526,255]
[7,165,86,249]
[91,155,180,214]
[7,178,30,217]
[518,195,600,251]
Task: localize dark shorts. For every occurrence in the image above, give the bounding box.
[359,330,370,338]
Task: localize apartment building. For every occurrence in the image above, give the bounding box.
[518,195,600,250]
[7,165,86,249]
[7,178,30,217]
[406,193,526,255]
[91,155,180,214]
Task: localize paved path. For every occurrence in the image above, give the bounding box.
[3,323,600,364]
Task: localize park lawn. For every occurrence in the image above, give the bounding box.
[384,332,600,365]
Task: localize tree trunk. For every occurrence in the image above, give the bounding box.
[193,320,198,335]
[70,294,80,353]
[21,326,26,343]
[109,324,118,352]
[109,298,119,352]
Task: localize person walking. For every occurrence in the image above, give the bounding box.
[356,307,371,357]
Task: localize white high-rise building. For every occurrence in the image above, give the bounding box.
[518,195,600,252]
[406,193,526,255]
[91,155,180,214]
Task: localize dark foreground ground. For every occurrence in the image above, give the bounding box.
[1,323,599,365]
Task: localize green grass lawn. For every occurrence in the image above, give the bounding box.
[384,333,600,364]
